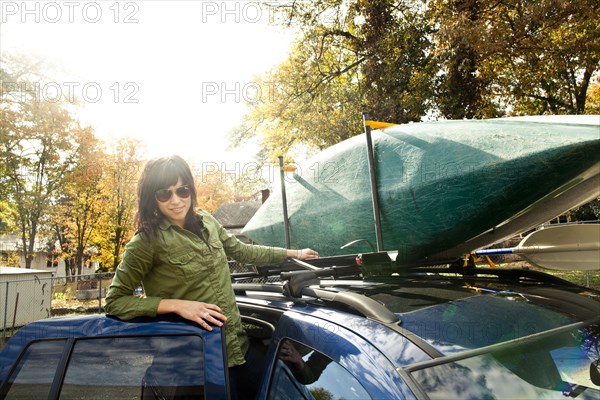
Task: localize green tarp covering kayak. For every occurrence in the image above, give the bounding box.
[242,116,600,262]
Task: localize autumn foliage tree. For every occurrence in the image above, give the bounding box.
[50,129,108,278]
[1,55,145,272]
[99,139,144,270]
[231,0,599,160]
[431,0,600,116]
[193,164,235,213]
[2,98,84,269]
[230,0,436,161]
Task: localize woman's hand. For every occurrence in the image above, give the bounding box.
[158,299,227,331]
[287,248,320,260]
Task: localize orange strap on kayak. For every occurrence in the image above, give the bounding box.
[483,255,497,268]
[464,252,497,268]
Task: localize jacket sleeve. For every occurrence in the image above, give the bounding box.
[203,212,288,265]
[104,234,162,319]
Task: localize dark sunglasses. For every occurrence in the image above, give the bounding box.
[155,185,192,202]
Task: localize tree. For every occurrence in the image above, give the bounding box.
[233,1,598,160]
[2,99,82,268]
[0,54,31,234]
[567,198,600,222]
[310,387,334,400]
[431,0,600,116]
[50,128,108,277]
[1,54,89,269]
[355,0,436,122]
[430,0,502,118]
[585,78,600,114]
[191,160,272,212]
[193,164,235,213]
[98,138,144,270]
[230,0,436,161]
[1,54,144,272]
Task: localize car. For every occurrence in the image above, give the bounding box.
[1,253,600,399]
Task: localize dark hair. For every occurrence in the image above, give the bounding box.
[135,155,204,238]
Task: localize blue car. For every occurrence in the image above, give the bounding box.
[1,256,599,399]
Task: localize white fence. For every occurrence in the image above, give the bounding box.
[1,272,115,338]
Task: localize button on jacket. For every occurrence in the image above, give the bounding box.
[105,210,287,367]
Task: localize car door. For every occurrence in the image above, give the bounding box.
[0,326,229,400]
[260,311,417,400]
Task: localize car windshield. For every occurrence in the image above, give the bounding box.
[398,293,575,354]
[346,278,600,354]
[408,322,600,399]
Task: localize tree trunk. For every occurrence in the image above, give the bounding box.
[112,226,123,270]
[575,66,594,114]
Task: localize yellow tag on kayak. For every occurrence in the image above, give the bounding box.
[365,120,398,129]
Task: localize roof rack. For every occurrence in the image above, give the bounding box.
[233,282,399,324]
[233,251,586,286]
[232,251,584,305]
[411,264,584,287]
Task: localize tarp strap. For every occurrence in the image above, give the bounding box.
[464,252,497,268]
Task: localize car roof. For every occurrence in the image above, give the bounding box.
[0,314,221,383]
[234,269,600,366]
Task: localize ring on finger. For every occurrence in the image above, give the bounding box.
[202,311,210,319]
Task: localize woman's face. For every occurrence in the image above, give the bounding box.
[155,177,191,228]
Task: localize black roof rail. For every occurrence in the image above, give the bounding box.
[301,287,400,324]
[233,283,451,359]
[232,282,399,324]
[233,283,284,296]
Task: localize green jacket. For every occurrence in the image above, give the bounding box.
[105,210,287,367]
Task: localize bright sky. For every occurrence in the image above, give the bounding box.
[0,0,295,167]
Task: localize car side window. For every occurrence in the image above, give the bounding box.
[1,339,67,400]
[1,335,205,400]
[60,335,205,400]
[267,338,372,400]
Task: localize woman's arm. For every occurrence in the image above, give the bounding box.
[205,211,320,264]
[286,248,320,259]
[106,234,228,330]
[104,235,162,319]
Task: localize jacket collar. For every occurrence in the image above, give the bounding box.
[157,211,204,231]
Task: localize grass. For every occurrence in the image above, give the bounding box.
[527,267,600,289]
[491,260,600,290]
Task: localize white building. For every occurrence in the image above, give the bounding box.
[0,234,68,276]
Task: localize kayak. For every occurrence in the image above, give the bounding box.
[242,116,600,262]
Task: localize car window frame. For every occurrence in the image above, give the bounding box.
[0,338,69,400]
[0,328,230,400]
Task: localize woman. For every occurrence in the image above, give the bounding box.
[105,155,319,398]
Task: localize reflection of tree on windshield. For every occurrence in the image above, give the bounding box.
[583,325,600,386]
[278,340,332,385]
[492,324,600,394]
[412,324,600,399]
